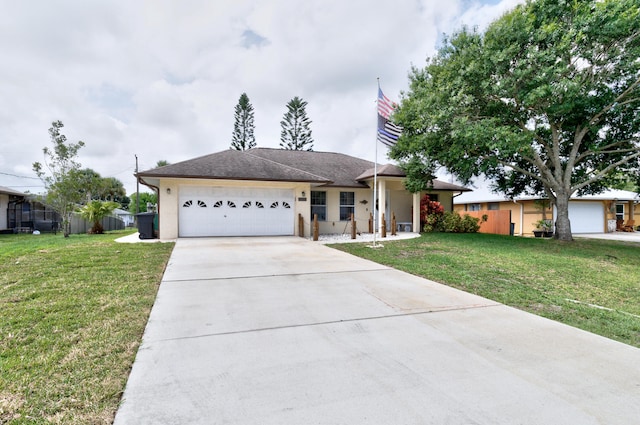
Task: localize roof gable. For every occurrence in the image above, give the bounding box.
[247,148,373,188]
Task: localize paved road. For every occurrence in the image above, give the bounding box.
[114,237,640,425]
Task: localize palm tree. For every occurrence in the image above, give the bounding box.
[77,200,119,234]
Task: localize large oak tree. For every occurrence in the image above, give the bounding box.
[391,0,640,241]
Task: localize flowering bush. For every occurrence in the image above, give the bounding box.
[420,195,481,233]
[420,195,445,232]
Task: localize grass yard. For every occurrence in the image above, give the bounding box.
[0,230,174,424]
[331,233,640,348]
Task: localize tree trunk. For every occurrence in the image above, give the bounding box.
[554,193,573,241]
[63,212,71,238]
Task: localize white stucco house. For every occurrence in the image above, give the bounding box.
[135,148,470,239]
[113,208,135,227]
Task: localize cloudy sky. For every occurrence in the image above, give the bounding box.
[0,0,524,195]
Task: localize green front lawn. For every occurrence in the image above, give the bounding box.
[331,233,640,348]
[0,231,174,424]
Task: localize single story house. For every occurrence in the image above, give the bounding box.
[136,148,470,239]
[114,208,135,227]
[3,192,63,233]
[0,186,26,233]
[454,185,639,235]
[2,187,126,234]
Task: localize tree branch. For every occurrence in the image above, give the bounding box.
[572,150,640,193]
[490,156,556,189]
[549,122,563,181]
[587,74,640,128]
[574,139,640,163]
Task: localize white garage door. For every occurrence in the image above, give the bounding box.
[564,202,605,234]
[179,186,294,237]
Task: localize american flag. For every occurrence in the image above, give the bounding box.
[377,87,402,147]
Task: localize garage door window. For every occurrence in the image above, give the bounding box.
[340,192,355,221]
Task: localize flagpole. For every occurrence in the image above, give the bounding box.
[373,78,379,247]
[372,80,401,248]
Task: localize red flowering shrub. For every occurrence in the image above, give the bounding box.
[420,195,445,232]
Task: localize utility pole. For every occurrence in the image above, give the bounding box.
[135,154,139,215]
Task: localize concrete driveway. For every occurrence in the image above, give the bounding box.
[574,231,640,243]
[114,237,640,425]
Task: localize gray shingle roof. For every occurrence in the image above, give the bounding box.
[356,164,406,180]
[137,149,332,184]
[247,148,374,188]
[136,148,470,192]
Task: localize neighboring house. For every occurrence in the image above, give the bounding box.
[0,186,26,233]
[135,148,470,239]
[5,193,62,233]
[113,208,135,227]
[2,187,126,234]
[454,185,639,235]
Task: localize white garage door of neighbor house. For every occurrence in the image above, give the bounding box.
[565,202,605,234]
[179,186,294,237]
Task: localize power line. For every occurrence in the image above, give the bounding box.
[111,166,135,176]
[0,171,40,180]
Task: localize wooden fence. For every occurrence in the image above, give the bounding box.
[463,210,512,235]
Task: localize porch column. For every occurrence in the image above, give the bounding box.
[412,192,421,233]
[630,201,635,220]
[377,179,386,232]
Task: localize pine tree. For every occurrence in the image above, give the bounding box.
[280,96,314,151]
[230,93,256,151]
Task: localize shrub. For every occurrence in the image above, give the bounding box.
[439,212,481,233]
[423,213,444,233]
[420,195,445,232]
[420,195,481,233]
[461,214,481,233]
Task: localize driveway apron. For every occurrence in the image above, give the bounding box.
[114,237,640,425]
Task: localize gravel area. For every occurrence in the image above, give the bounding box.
[116,231,421,244]
[314,232,420,244]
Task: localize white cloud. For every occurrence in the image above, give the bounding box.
[0,0,524,195]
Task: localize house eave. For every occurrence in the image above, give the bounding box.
[136,174,334,186]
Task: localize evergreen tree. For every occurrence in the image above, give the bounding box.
[280,96,314,151]
[230,93,256,151]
